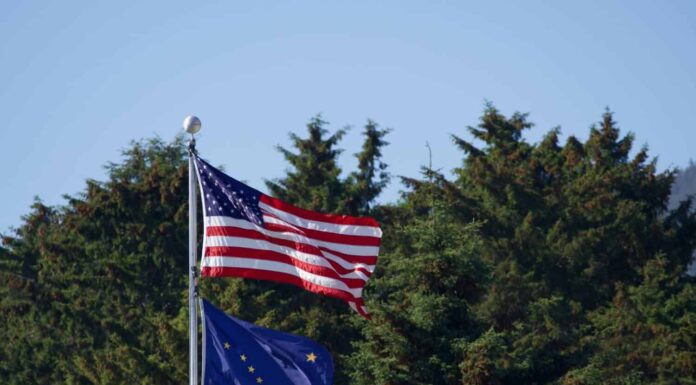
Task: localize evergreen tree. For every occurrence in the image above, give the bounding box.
[561,257,696,385]
[400,105,696,384]
[348,206,488,385]
[0,137,190,384]
[346,120,391,215]
[266,115,349,213]
[2,107,695,385]
[450,105,695,311]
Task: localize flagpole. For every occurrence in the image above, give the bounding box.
[184,115,202,385]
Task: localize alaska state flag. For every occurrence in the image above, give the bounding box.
[200,298,334,385]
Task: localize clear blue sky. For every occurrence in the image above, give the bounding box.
[1,1,695,232]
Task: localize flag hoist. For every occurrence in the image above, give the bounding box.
[183,115,201,385]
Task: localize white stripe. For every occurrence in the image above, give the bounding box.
[201,257,365,298]
[319,249,376,274]
[204,236,371,281]
[348,301,369,315]
[262,215,305,232]
[259,202,383,237]
[205,216,381,257]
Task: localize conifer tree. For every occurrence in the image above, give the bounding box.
[392,105,696,384]
[346,120,391,215]
[2,108,695,385]
[0,137,190,384]
[266,115,348,213]
[349,206,488,385]
[561,257,696,385]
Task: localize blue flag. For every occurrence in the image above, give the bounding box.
[200,298,334,385]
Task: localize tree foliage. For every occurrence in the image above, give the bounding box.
[0,138,190,384]
[1,108,695,385]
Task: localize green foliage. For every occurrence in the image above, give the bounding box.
[561,257,696,385]
[349,207,488,385]
[0,137,190,384]
[452,107,688,311]
[266,115,349,213]
[446,106,696,384]
[346,120,391,215]
[265,115,390,216]
[459,328,508,385]
[1,108,695,385]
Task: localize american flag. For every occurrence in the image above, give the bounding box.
[194,155,382,318]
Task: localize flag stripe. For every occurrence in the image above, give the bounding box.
[349,301,370,319]
[200,264,366,303]
[259,201,382,237]
[203,248,368,287]
[260,195,379,227]
[263,220,382,246]
[207,245,372,280]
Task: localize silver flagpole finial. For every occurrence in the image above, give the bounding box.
[183,115,202,135]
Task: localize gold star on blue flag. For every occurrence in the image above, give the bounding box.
[200,298,334,385]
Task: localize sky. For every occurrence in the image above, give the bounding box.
[1,0,695,233]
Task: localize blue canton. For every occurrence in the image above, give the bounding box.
[195,155,264,226]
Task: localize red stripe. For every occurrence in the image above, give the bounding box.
[353,302,371,319]
[316,245,376,267]
[260,195,379,227]
[206,226,378,265]
[204,246,368,288]
[200,266,366,308]
[263,221,381,246]
[360,310,370,319]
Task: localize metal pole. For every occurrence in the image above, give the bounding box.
[188,140,198,385]
[183,115,201,385]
